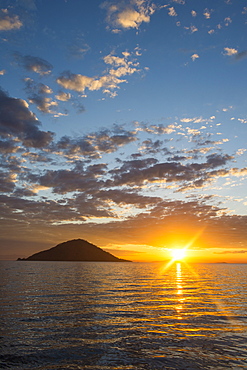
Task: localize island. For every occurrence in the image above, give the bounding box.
[17,239,130,262]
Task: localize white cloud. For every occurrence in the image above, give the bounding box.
[57,74,94,92]
[185,25,198,33]
[168,7,177,17]
[0,69,6,75]
[102,0,156,31]
[224,47,238,56]
[191,10,197,17]
[224,17,232,26]
[55,92,71,101]
[191,53,199,61]
[57,50,140,97]
[115,8,150,28]
[203,8,211,19]
[0,9,22,31]
[236,149,246,156]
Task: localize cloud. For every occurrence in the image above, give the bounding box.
[191,10,197,17]
[96,189,162,207]
[57,50,140,97]
[203,8,212,19]
[57,72,94,93]
[0,139,20,154]
[0,9,22,31]
[168,7,177,17]
[184,25,198,33]
[223,47,238,56]
[0,171,17,193]
[191,53,199,61]
[28,95,58,114]
[28,163,107,195]
[24,79,58,114]
[0,88,54,148]
[68,41,90,59]
[14,53,53,75]
[101,0,156,31]
[107,153,234,190]
[113,8,150,28]
[206,153,233,168]
[1,193,246,255]
[224,17,232,26]
[0,69,6,75]
[138,123,178,135]
[55,91,71,101]
[55,127,137,159]
[214,250,247,254]
[139,139,168,155]
[172,0,185,4]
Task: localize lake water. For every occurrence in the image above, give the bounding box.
[0,261,247,369]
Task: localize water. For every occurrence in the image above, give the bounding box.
[0,261,247,369]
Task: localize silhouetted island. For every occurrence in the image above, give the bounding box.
[18,239,130,262]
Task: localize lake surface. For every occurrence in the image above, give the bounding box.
[0,261,247,369]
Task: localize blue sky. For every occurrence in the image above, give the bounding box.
[0,0,247,261]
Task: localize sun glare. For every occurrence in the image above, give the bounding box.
[171,248,186,261]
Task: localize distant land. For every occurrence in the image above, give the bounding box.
[17,239,131,262]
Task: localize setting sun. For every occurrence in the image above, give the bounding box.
[171,248,186,261]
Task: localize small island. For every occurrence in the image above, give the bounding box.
[18,239,130,262]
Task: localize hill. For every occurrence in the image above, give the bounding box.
[18,239,130,262]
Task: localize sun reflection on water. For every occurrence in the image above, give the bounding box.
[175,262,185,319]
[159,258,245,334]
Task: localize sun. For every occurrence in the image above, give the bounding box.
[171,248,186,261]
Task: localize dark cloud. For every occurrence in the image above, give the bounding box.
[206,153,233,168]
[68,193,114,219]
[24,79,58,114]
[22,151,51,163]
[56,128,136,158]
[0,194,82,223]
[28,163,107,194]
[28,94,58,114]
[14,188,37,197]
[14,53,53,75]
[116,158,158,171]
[108,153,234,189]
[140,139,169,155]
[167,155,188,162]
[96,189,162,207]
[235,50,247,61]
[0,172,16,193]
[0,153,23,174]
[0,88,54,148]
[0,139,20,154]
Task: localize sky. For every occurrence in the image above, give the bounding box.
[0,0,247,262]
